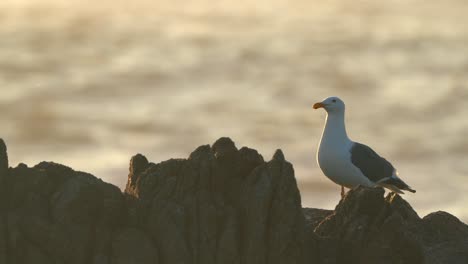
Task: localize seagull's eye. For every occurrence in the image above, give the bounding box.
[332,99,337,103]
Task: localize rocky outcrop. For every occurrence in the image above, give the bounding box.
[0,137,466,264]
[5,161,124,264]
[0,139,9,264]
[124,137,310,264]
[312,187,468,264]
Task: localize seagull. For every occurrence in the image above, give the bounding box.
[313,96,415,198]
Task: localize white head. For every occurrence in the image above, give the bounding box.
[313,96,345,114]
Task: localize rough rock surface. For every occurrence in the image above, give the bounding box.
[312,187,468,264]
[124,137,310,264]
[0,139,8,264]
[0,137,466,264]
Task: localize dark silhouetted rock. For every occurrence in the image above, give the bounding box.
[0,139,7,178]
[313,186,468,264]
[3,161,125,264]
[0,139,8,264]
[0,138,466,264]
[125,153,149,197]
[421,211,468,264]
[303,208,333,231]
[124,138,311,264]
[111,228,158,264]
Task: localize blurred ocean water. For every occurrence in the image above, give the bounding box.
[1,0,468,220]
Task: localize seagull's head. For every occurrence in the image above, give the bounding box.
[313,96,345,114]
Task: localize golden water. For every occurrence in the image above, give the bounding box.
[1,0,468,221]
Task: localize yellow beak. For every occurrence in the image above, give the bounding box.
[313,102,324,109]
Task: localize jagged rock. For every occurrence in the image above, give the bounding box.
[4,161,125,264]
[125,154,149,196]
[0,138,466,264]
[241,148,307,264]
[0,139,7,264]
[124,137,310,264]
[0,139,7,179]
[313,186,468,264]
[421,211,468,264]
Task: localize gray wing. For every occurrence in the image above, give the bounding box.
[350,142,394,183]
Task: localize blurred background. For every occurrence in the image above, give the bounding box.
[1,0,467,221]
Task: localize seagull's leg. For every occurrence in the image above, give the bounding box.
[341,186,345,198]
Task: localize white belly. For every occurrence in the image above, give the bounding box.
[317,145,373,188]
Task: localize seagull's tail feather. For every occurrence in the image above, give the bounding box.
[403,186,416,193]
[377,183,404,194]
[376,175,416,194]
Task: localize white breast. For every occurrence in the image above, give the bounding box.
[317,142,371,188]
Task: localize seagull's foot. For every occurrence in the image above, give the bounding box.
[341,186,345,199]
